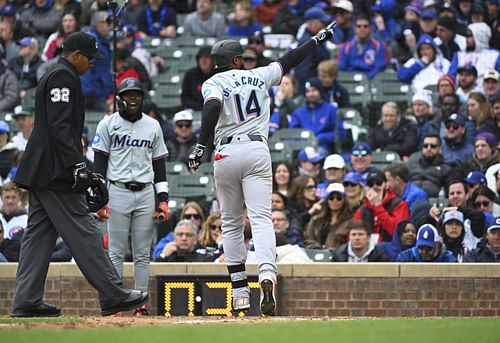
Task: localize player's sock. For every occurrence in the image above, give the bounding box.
[228,264,250,310]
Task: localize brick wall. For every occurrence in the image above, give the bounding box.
[1,263,499,317]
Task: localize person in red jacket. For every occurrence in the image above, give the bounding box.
[353,170,410,242]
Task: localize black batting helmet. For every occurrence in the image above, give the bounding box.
[211,39,243,70]
[117,78,144,97]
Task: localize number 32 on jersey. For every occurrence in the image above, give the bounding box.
[50,88,70,103]
[234,90,261,123]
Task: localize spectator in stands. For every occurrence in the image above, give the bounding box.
[122,0,146,27]
[470,1,487,24]
[378,219,417,261]
[316,60,350,108]
[434,15,466,61]
[0,182,27,242]
[389,13,419,66]
[448,23,500,82]
[331,0,354,44]
[398,33,450,92]
[353,170,410,242]
[19,0,62,39]
[294,7,331,93]
[467,92,495,133]
[181,46,212,111]
[0,121,18,181]
[0,18,19,61]
[337,14,387,80]
[81,11,112,112]
[272,191,287,210]
[7,37,42,96]
[0,220,22,262]
[154,219,216,262]
[272,162,292,197]
[384,163,429,216]
[317,154,346,200]
[454,0,472,27]
[441,113,474,166]
[343,171,365,212]
[370,0,398,44]
[407,133,452,198]
[287,175,320,234]
[397,224,457,262]
[482,70,500,101]
[418,8,438,37]
[437,74,456,98]
[296,147,323,178]
[471,185,496,226]
[182,0,225,37]
[331,220,389,262]
[198,211,223,252]
[408,89,436,149]
[272,208,303,247]
[464,171,487,199]
[456,65,482,103]
[80,0,110,26]
[255,0,284,25]
[270,74,304,133]
[246,31,273,67]
[137,0,177,38]
[0,5,33,42]
[0,57,18,110]
[143,99,174,144]
[271,0,310,36]
[490,93,500,138]
[241,47,258,70]
[290,78,345,156]
[42,12,80,61]
[439,209,470,262]
[166,110,198,165]
[11,106,34,152]
[435,94,477,147]
[464,217,500,262]
[227,0,262,37]
[367,101,418,158]
[114,48,151,93]
[486,0,499,28]
[304,183,352,249]
[349,142,380,183]
[462,132,499,175]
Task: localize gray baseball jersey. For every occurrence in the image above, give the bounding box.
[92,112,168,183]
[201,62,283,144]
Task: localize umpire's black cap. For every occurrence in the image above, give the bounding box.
[62,32,104,59]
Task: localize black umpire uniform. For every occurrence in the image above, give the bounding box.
[11,32,146,317]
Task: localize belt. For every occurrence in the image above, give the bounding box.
[110,180,148,192]
[220,134,263,145]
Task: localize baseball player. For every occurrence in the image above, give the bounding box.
[92,77,170,316]
[188,22,336,316]
[11,32,148,317]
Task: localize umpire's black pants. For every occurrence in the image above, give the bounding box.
[11,188,131,312]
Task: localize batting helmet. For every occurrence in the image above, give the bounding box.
[211,40,243,70]
[86,173,109,213]
[117,78,144,97]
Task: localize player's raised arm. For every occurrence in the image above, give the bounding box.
[277,20,336,74]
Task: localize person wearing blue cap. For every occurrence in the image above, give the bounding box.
[7,36,43,92]
[464,216,500,262]
[397,224,457,262]
[441,113,474,166]
[440,209,468,261]
[296,146,324,178]
[349,141,380,183]
[342,171,365,211]
[0,120,17,180]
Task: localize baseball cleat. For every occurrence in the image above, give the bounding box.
[232,295,251,311]
[260,279,276,316]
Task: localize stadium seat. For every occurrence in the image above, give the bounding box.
[165,161,189,176]
[197,162,214,176]
[371,150,402,170]
[408,151,422,161]
[167,196,186,212]
[268,128,318,157]
[168,174,215,201]
[305,248,334,262]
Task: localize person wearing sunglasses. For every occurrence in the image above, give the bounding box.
[167,110,205,165]
[304,183,353,249]
[343,171,366,212]
[441,113,474,166]
[471,185,496,226]
[349,142,380,184]
[353,170,410,243]
[198,212,223,252]
[407,133,452,198]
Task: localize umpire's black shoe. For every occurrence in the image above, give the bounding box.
[10,302,61,317]
[101,290,149,316]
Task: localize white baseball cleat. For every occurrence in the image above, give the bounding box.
[260,279,276,316]
[232,295,251,311]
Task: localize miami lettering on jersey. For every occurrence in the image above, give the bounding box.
[222,76,265,98]
[112,134,154,149]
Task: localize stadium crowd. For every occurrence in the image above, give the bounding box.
[1,0,500,273]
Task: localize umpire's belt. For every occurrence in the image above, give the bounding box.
[220,134,263,145]
[110,180,148,192]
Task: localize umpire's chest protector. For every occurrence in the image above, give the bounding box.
[15,59,85,191]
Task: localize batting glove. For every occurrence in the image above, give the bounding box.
[72,162,91,193]
[312,20,336,45]
[154,201,170,223]
[97,204,111,220]
[188,143,206,171]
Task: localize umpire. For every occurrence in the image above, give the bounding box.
[11,32,148,317]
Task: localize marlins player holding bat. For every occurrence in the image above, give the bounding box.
[92,77,170,315]
[188,21,337,316]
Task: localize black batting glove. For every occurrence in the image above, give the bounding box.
[188,143,206,171]
[72,162,91,193]
[312,20,336,45]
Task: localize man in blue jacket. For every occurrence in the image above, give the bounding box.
[397,224,457,262]
[289,78,346,156]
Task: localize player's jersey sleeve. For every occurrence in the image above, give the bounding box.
[254,62,283,88]
[92,117,111,155]
[202,78,224,104]
[152,122,168,160]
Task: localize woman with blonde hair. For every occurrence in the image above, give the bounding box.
[198,212,223,250]
[467,92,494,133]
[342,172,366,212]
